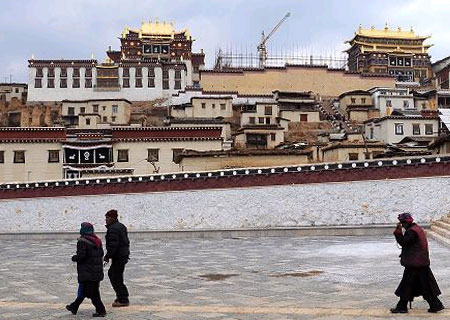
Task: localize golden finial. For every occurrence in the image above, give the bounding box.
[410,26,414,32]
[398,27,402,32]
[31,53,35,60]
[384,22,389,31]
[371,25,375,30]
[358,24,362,33]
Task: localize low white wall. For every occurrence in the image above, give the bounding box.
[1,176,450,233]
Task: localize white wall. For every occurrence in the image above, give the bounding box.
[28,65,189,102]
[1,175,450,232]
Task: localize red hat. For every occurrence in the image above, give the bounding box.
[398,212,414,223]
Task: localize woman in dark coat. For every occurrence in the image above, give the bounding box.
[391,213,444,314]
[66,222,107,317]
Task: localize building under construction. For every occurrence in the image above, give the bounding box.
[214,12,347,70]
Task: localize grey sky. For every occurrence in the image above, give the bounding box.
[1,0,449,83]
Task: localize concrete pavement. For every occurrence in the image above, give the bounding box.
[1,235,450,319]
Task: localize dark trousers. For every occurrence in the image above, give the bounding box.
[108,257,129,303]
[69,282,106,314]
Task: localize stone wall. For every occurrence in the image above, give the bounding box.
[1,156,450,233]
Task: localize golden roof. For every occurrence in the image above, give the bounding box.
[121,20,190,39]
[354,25,430,40]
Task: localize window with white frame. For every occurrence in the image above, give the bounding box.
[395,123,404,135]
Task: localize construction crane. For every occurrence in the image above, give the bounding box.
[257,12,291,68]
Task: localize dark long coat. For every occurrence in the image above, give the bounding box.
[72,236,104,283]
[394,223,441,301]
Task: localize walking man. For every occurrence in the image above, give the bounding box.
[390,212,444,313]
[104,209,130,307]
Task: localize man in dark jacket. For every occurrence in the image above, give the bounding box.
[104,209,130,307]
[66,222,106,317]
[390,213,444,314]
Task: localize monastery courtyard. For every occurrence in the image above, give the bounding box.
[1,235,450,319]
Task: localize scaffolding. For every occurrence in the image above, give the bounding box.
[214,48,348,70]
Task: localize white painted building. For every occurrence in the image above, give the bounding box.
[364,114,439,144]
[369,87,415,116]
[0,83,27,102]
[27,59,191,102]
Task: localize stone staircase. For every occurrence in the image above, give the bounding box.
[428,214,450,247]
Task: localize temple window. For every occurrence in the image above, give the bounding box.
[147,149,159,162]
[135,68,142,77]
[395,123,404,135]
[72,79,80,88]
[60,68,67,77]
[47,68,55,78]
[348,153,359,161]
[73,68,80,77]
[47,79,54,88]
[85,68,92,77]
[425,124,433,135]
[117,149,129,162]
[93,105,99,113]
[34,79,42,88]
[13,151,25,163]
[123,68,130,77]
[162,80,169,90]
[85,79,92,88]
[112,105,118,113]
[0,151,4,163]
[172,148,183,162]
[148,78,155,88]
[36,68,43,77]
[135,78,143,88]
[60,79,67,88]
[174,80,181,89]
[48,150,60,163]
[123,78,130,88]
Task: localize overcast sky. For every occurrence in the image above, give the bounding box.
[1,0,449,83]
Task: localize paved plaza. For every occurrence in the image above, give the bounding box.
[1,235,450,319]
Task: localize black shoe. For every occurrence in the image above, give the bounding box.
[428,305,445,313]
[92,312,106,317]
[66,304,77,315]
[112,301,130,307]
[390,307,408,313]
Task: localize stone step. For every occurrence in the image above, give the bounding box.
[441,215,450,224]
[427,230,450,248]
[431,220,450,231]
[430,225,450,239]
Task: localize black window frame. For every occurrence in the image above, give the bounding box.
[13,150,25,163]
[48,150,60,163]
[147,148,159,162]
[117,149,129,162]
